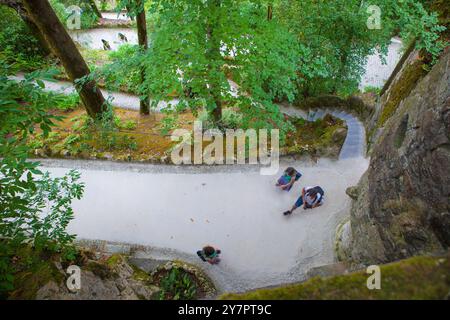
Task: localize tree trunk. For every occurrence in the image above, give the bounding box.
[212,96,223,123]
[22,0,106,119]
[87,0,102,18]
[267,3,273,21]
[0,0,51,56]
[136,0,149,115]
[206,0,223,125]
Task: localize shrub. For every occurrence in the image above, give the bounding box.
[0,7,47,70]
[0,64,84,296]
[159,267,197,300]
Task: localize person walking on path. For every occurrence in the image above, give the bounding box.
[197,246,221,265]
[284,186,324,215]
[276,167,302,192]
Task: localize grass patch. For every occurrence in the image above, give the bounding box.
[26,106,194,162]
[284,114,347,158]
[221,254,450,300]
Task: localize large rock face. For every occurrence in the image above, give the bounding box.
[344,50,450,264]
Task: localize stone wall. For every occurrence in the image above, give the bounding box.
[341,49,450,265]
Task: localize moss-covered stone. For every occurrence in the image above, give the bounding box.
[220,254,450,300]
[377,60,426,128]
[131,264,152,283]
[284,115,347,159]
[7,246,65,300]
[295,94,373,121]
[106,254,124,268]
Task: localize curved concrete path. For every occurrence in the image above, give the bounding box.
[10,74,179,111]
[12,75,369,292]
[11,75,365,159]
[278,105,366,159]
[39,157,368,293]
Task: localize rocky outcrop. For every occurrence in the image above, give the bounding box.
[36,254,160,300]
[342,49,450,265]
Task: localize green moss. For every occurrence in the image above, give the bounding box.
[131,264,152,283]
[221,254,450,300]
[85,261,112,280]
[377,61,426,128]
[284,115,347,158]
[8,246,64,300]
[106,254,124,268]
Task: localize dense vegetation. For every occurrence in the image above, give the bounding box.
[0,64,84,297]
[96,0,447,136]
[1,0,446,135]
[0,0,448,300]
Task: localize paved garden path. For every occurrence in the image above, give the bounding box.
[11,39,371,291]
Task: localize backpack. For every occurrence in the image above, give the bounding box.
[197,250,207,262]
[313,186,325,197]
[277,174,291,185]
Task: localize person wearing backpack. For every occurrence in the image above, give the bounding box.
[197,246,221,265]
[284,186,324,215]
[276,167,302,192]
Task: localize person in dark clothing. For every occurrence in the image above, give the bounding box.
[284,186,325,215]
[197,246,221,265]
[102,39,111,50]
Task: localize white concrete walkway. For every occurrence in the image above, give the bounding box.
[39,157,368,293]
[12,65,370,292]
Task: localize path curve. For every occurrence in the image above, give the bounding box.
[11,76,370,293]
[11,75,366,159]
[279,105,366,159]
[39,157,369,293]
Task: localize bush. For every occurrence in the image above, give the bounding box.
[50,0,99,30]
[159,267,197,300]
[0,65,84,296]
[0,7,47,70]
[54,92,81,111]
[97,44,143,94]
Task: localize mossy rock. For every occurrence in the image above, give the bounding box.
[346,186,359,200]
[377,60,426,128]
[6,246,65,300]
[85,260,113,280]
[221,253,450,300]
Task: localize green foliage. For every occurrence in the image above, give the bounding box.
[0,65,84,296]
[277,0,446,97]
[0,7,48,70]
[363,86,382,95]
[96,44,143,94]
[114,116,138,130]
[159,112,180,136]
[90,103,138,151]
[50,0,99,30]
[159,267,197,300]
[144,0,298,137]
[54,93,81,111]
